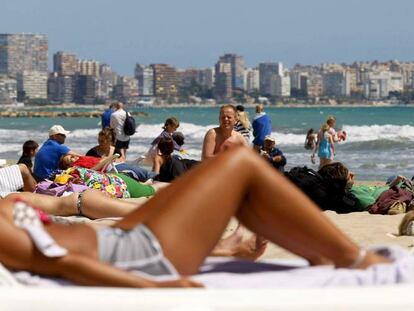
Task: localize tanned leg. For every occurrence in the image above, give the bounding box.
[115,147,388,275]
[6,189,145,219]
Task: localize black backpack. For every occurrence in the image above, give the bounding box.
[123,111,136,136]
[285,166,358,213]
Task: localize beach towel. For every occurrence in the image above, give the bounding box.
[3,245,414,289]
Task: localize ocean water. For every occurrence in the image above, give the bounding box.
[1,106,414,181]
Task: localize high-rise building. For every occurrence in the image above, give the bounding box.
[305,74,323,98]
[214,62,232,100]
[364,71,403,99]
[151,64,179,98]
[259,62,283,95]
[0,75,17,104]
[134,64,154,96]
[322,71,351,97]
[16,70,48,100]
[74,75,100,104]
[99,64,116,99]
[180,68,214,89]
[244,68,260,93]
[0,33,48,76]
[271,71,291,97]
[217,54,245,90]
[79,60,100,77]
[113,76,139,103]
[53,51,79,76]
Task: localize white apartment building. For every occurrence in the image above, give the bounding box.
[364,71,403,99]
[270,70,291,97]
[243,68,260,92]
[17,70,47,99]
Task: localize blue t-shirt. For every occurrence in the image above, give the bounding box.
[252,113,272,146]
[33,139,70,180]
[101,109,113,129]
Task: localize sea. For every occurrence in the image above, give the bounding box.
[1,106,414,181]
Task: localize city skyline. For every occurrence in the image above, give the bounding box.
[1,0,414,75]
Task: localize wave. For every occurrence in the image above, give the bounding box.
[1,123,414,152]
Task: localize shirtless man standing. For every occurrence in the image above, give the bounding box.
[202,105,248,160]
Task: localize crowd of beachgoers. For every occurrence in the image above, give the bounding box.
[0,102,414,288]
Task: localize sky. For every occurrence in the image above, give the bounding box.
[1,0,414,75]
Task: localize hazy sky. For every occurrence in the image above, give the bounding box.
[1,0,414,74]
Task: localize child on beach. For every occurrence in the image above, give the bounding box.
[17,140,39,171]
[313,123,335,168]
[137,117,182,167]
[151,117,181,151]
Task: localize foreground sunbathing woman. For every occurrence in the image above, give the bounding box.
[0,147,389,288]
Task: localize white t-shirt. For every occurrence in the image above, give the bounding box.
[110,109,130,142]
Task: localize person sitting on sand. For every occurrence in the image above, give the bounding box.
[17,140,39,171]
[261,136,287,172]
[202,105,247,160]
[86,129,155,182]
[0,147,390,288]
[153,137,199,182]
[33,125,81,181]
[86,127,117,158]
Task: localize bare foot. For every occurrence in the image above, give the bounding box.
[353,251,392,269]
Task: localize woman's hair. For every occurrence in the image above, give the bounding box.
[306,128,314,136]
[163,117,180,130]
[237,110,251,130]
[100,127,116,146]
[22,140,39,156]
[321,123,330,132]
[318,162,349,192]
[158,137,174,156]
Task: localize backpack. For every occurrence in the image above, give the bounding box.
[123,111,136,136]
[285,166,358,213]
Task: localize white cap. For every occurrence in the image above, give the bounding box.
[49,125,70,136]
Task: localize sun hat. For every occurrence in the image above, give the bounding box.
[49,125,70,136]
